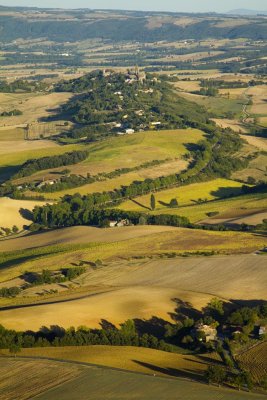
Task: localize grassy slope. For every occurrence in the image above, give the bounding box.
[2,346,221,379]
[118,178,246,212]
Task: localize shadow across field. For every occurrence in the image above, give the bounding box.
[210,186,243,199]
[0,165,20,183]
[132,360,204,381]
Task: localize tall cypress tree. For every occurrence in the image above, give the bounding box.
[150,194,156,210]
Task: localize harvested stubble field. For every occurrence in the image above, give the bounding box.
[0,92,72,126]
[0,197,46,229]
[0,225,179,252]
[0,252,266,330]
[0,357,82,400]
[3,346,222,380]
[0,227,266,281]
[236,341,267,383]
[3,357,264,400]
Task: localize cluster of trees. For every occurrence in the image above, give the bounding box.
[205,365,255,391]
[0,321,173,354]
[55,70,213,139]
[32,204,190,229]
[0,225,19,236]
[0,79,48,93]
[13,150,89,179]
[23,266,87,286]
[0,109,22,117]
[0,287,21,298]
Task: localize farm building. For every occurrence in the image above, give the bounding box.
[109,219,130,228]
[193,323,217,342]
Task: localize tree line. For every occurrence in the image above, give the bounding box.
[12,150,89,179]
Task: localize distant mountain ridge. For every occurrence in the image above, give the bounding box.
[0,6,266,43]
[227,9,267,16]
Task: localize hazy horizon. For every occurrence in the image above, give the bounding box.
[0,0,267,13]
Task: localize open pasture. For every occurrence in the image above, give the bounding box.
[178,92,244,118]
[13,128,201,190]
[150,191,267,223]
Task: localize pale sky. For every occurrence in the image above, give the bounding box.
[1,0,266,13]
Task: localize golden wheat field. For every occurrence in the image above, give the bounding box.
[0,197,46,229]
[0,253,266,330]
[4,346,222,379]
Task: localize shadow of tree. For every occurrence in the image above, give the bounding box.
[169,298,202,322]
[132,360,204,381]
[134,316,168,337]
[19,208,33,222]
[210,186,243,199]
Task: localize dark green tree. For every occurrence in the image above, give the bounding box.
[150,194,156,211]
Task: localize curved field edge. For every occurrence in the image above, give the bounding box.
[1,346,222,380]
[1,355,265,400]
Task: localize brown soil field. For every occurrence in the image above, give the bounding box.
[8,346,221,380]
[0,254,266,330]
[0,225,179,252]
[0,357,82,400]
[0,197,46,229]
[236,341,267,383]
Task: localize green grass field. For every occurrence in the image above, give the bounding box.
[118,178,246,212]
[179,92,245,118]
[151,192,267,223]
